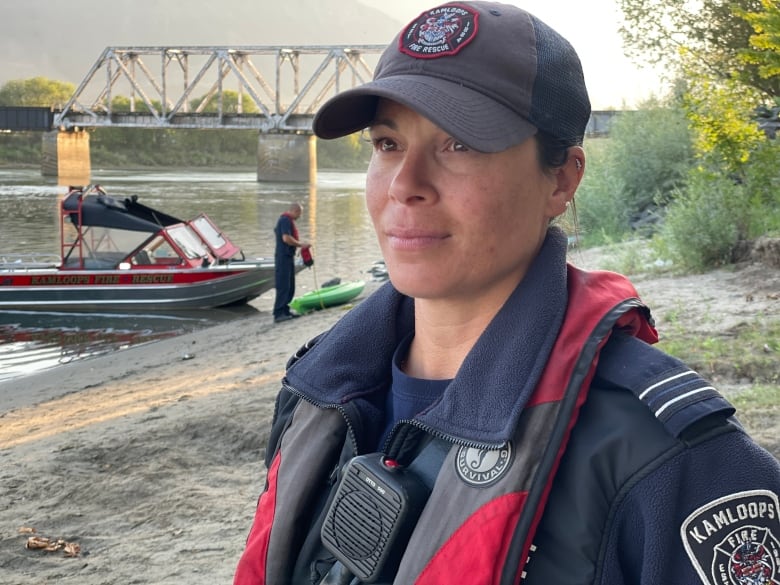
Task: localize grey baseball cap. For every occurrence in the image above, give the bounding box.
[313,1,591,152]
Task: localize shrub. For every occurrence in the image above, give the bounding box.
[656,168,744,271]
[606,100,694,213]
[575,141,630,245]
[574,99,694,246]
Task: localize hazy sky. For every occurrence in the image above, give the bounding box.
[358,0,667,110]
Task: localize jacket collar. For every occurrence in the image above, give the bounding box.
[285,227,570,445]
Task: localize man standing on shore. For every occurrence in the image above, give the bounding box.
[273,202,310,323]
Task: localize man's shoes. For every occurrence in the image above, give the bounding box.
[275,311,302,323]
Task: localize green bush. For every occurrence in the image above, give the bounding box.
[655,168,743,271]
[606,100,693,211]
[574,99,694,246]
[316,134,371,170]
[0,132,40,164]
[575,139,631,245]
[739,139,780,236]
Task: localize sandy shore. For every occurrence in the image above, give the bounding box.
[1,247,778,584]
[0,283,381,585]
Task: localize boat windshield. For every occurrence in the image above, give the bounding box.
[63,225,151,268]
[83,226,150,255]
[165,225,210,259]
[189,215,242,260]
[192,216,226,249]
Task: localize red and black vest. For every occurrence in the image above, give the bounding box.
[234,263,660,585]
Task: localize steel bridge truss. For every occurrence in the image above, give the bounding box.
[53,45,385,133]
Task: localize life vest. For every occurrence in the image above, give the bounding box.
[235,266,660,584]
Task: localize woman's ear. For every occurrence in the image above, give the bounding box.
[548,146,585,216]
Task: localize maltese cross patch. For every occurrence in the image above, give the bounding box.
[681,490,780,585]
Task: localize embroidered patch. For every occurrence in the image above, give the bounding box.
[455,443,512,487]
[680,490,780,585]
[399,4,478,59]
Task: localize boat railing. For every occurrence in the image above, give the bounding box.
[0,253,62,271]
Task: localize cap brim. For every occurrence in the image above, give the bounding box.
[312,75,537,153]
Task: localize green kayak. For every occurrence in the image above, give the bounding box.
[289,280,366,314]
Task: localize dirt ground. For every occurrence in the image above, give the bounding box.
[0,247,778,585]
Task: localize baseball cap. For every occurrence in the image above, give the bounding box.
[312,1,591,152]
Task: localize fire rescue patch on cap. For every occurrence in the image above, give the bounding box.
[399,4,478,59]
[680,490,780,585]
[455,443,512,487]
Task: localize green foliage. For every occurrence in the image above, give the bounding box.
[109,95,162,114]
[575,99,693,245]
[681,68,766,172]
[90,128,258,167]
[655,167,743,270]
[617,1,780,271]
[737,0,780,81]
[316,133,371,170]
[575,140,631,245]
[741,140,780,235]
[618,0,778,97]
[655,124,780,271]
[0,77,75,108]
[606,100,693,209]
[189,90,260,114]
[0,132,43,163]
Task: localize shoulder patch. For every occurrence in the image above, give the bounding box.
[680,489,780,585]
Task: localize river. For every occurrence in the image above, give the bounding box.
[0,167,383,382]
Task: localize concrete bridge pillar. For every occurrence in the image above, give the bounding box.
[41,130,91,183]
[257,134,316,183]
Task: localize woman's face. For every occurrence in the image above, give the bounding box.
[365,99,569,305]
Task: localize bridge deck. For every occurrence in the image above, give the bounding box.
[0,107,54,131]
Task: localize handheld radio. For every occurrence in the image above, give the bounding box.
[320,453,431,583]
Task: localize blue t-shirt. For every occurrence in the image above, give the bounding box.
[379,334,451,449]
[274,214,295,258]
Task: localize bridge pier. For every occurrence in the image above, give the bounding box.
[38,130,322,184]
[41,130,91,183]
[257,134,316,183]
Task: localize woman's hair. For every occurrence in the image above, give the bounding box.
[535,131,581,170]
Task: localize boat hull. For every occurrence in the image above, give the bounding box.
[0,262,295,312]
[289,280,365,314]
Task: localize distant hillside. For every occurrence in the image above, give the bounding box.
[0,0,402,86]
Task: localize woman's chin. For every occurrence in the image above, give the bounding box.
[387,268,452,300]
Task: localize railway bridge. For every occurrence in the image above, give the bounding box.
[1,44,618,183]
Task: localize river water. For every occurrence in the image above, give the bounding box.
[0,167,383,382]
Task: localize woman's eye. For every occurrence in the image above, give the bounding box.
[373,137,398,152]
[450,141,469,152]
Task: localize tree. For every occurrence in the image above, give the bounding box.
[0,77,75,108]
[189,90,259,114]
[681,68,766,173]
[738,0,780,82]
[618,0,779,98]
[110,95,163,114]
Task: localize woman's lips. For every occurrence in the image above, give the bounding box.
[384,229,450,251]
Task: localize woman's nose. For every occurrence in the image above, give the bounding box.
[387,150,437,205]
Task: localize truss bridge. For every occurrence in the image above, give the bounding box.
[54,45,385,132]
[13,44,621,183]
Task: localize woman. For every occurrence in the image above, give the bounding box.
[235,2,780,584]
